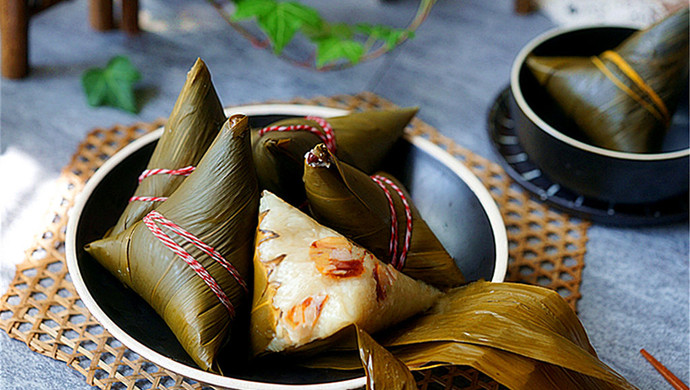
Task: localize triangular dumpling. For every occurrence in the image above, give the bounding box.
[250,191,441,357]
[525,8,688,153]
[107,58,226,236]
[252,108,418,205]
[85,115,259,372]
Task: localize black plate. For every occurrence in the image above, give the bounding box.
[69,107,506,387]
[488,87,689,226]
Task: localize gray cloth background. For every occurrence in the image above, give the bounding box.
[1,1,688,389]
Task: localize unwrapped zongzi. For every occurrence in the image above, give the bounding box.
[250,191,441,357]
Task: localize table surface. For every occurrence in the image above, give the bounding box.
[1,1,688,389]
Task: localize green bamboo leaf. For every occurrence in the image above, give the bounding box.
[82,55,141,113]
[315,37,364,67]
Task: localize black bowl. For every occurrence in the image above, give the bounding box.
[510,26,689,205]
[65,104,508,389]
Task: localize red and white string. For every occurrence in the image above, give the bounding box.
[142,210,248,317]
[370,175,413,270]
[258,116,336,152]
[138,166,196,183]
[129,166,196,203]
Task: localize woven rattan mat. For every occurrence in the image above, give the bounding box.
[0,92,589,390]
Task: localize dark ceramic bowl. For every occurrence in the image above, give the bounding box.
[65,104,508,389]
[510,25,689,205]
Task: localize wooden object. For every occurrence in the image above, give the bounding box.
[640,349,689,390]
[515,0,537,14]
[0,93,590,390]
[89,0,113,31]
[0,0,140,79]
[0,0,29,79]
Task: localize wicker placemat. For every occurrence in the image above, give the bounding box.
[0,92,589,390]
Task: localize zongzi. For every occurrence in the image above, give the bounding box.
[303,143,465,288]
[252,108,418,205]
[85,115,259,373]
[107,58,226,236]
[250,191,441,357]
[526,7,689,153]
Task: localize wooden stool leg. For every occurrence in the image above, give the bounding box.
[0,0,29,79]
[515,0,537,14]
[121,0,139,35]
[90,0,113,31]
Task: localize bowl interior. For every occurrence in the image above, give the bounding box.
[71,112,504,386]
[517,26,690,154]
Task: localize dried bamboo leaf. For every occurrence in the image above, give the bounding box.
[303,143,465,288]
[300,281,638,390]
[85,115,259,372]
[380,282,637,389]
[355,325,417,390]
[107,58,227,236]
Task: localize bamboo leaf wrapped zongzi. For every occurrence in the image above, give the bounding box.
[303,143,465,288]
[85,115,259,372]
[107,58,227,236]
[525,7,689,153]
[252,108,418,205]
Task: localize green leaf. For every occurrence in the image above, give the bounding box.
[356,23,412,49]
[315,37,364,67]
[280,1,321,29]
[232,0,276,20]
[82,55,141,113]
[254,1,322,54]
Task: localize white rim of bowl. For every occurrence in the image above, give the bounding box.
[510,24,690,162]
[65,104,508,390]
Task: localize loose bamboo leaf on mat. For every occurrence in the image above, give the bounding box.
[355,325,417,390]
[302,282,638,390]
[82,55,142,113]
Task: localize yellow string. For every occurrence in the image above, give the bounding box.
[591,55,668,126]
[601,50,670,124]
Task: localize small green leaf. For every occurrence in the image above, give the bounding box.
[315,37,364,67]
[280,1,321,29]
[82,55,141,113]
[253,1,322,54]
[232,0,276,20]
[356,23,411,49]
[329,22,354,39]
